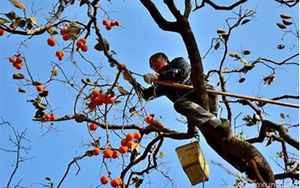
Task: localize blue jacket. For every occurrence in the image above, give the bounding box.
[135,57,195,102]
[130,57,218,114]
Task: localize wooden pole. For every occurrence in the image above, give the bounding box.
[154,80,299,109]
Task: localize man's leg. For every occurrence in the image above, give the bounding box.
[174,98,222,128]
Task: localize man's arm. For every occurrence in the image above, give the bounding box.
[129,78,154,101]
[125,71,162,101]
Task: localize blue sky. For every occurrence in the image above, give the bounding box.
[0,0,298,188]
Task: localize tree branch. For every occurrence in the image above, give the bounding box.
[56,153,88,188]
[274,0,299,7]
[275,172,299,180]
[260,53,299,66]
[247,120,299,149]
[140,0,178,32]
[184,0,192,18]
[194,0,248,11]
[0,0,69,35]
[163,0,182,20]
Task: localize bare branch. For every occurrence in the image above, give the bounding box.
[140,0,179,32]
[56,153,88,188]
[275,172,299,180]
[194,0,248,11]
[274,0,299,7]
[247,120,299,149]
[0,0,69,36]
[184,0,192,18]
[260,53,299,66]
[163,0,182,20]
[0,120,29,188]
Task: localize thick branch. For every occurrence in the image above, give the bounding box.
[247,120,299,149]
[163,0,182,19]
[194,0,248,11]
[140,0,178,32]
[274,172,299,180]
[184,0,192,18]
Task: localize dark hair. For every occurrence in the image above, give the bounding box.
[149,52,168,65]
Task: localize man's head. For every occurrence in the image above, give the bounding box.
[149,52,168,72]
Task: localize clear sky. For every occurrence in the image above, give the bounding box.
[0,0,298,188]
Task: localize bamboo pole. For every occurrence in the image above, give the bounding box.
[154,80,299,109]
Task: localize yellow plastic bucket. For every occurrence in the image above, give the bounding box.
[176,141,209,185]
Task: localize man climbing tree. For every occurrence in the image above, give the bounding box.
[128,52,222,132]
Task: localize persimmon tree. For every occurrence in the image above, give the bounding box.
[0,0,298,188]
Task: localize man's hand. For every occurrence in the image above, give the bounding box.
[143,73,159,84]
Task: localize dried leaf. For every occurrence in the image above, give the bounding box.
[263,74,275,85]
[39,90,48,97]
[243,114,259,126]
[15,18,26,27]
[243,63,254,73]
[242,49,251,55]
[12,73,24,80]
[18,87,26,93]
[132,177,143,187]
[238,77,246,83]
[50,67,58,77]
[277,44,285,50]
[276,23,287,29]
[68,22,81,36]
[9,0,26,10]
[129,107,139,116]
[47,27,58,35]
[5,11,17,20]
[282,19,292,26]
[26,17,37,25]
[240,59,248,65]
[280,14,291,19]
[220,33,229,41]
[216,28,226,34]
[241,19,251,25]
[30,98,47,110]
[229,52,241,59]
[214,41,220,50]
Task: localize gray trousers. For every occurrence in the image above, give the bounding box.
[174,98,221,128]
